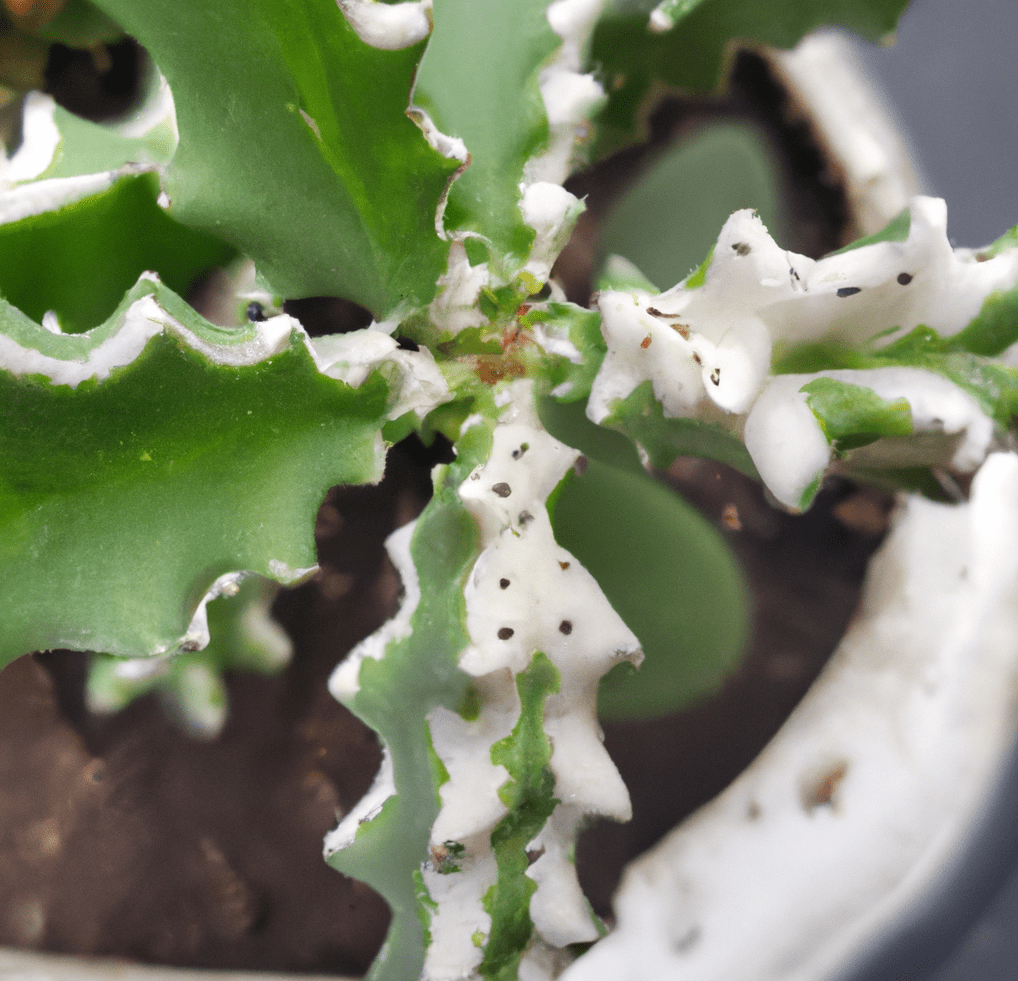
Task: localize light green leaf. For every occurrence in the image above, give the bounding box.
[413,0,558,267]
[0,277,390,668]
[801,377,914,453]
[549,457,749,719]
[90,0,459,316]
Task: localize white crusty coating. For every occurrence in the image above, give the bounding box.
[336,0,432,50]
[422,381,641,981]
[591,196,1018,508]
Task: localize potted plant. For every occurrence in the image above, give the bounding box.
[2,0,1018,979]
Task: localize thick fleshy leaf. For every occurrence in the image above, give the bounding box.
[0,277,390,668]
[591,0,910,150]
[90,0,459,315]
[413,0,559,266]
[326,424,489,981]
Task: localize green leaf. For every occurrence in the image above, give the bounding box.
[43,88,177,180]
[481,651,560,980]
[824,207,910,256]
[0,277,389,668]
[951,283,1018,357]
[549,458,749,719]
[413,0,558,269]
[591,0,910,150]
[775,326,1018,430]
[328,423,491,981]
[0,173,234,333]
[602,380,760,477]
[90,0,459,315]
[800,377,914,453]
[525,301,607,406]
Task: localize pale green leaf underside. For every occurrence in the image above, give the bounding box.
[0,278,389,668]
[90,0,458,316]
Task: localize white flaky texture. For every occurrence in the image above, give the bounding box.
[564,451,1018,981]
[422,381,642,981]
[590,196,1018,508]
[336,0,432,50]
[310,328,450,421]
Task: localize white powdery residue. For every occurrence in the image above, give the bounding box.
[429,241,492,335]
[422,849,498,981]
[329,522,419,701]
[41,311,62,335]
[0,167,148,225]
[744,367,995,510]
[324,744,396,856]
[460,413,487,437]
[519,181,585,284]
[310,328,451,420]
[525,0,608,187]
[180,572,247,651]
[336,0,432,50]
[1,92,59,187]
[424,380,641,977]
[589,195,1018,506]
[0,287,302,389]
[266,559,318,584]
[408,106,468,165]
[530,318,582,363]
[526,806,598,947]
[564,453,1018,981]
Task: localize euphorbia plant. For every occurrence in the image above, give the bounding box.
[3,0,1018,979]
